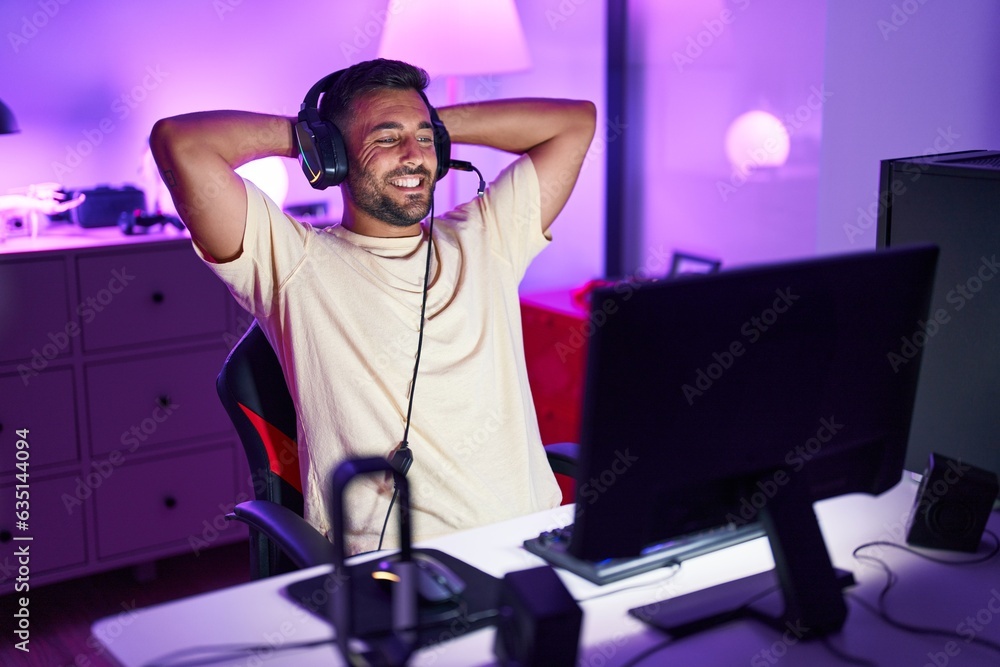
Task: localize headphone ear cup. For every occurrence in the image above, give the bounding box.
[295,108,348,190]
[428,106,451,182]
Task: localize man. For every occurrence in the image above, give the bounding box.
[150,59,596,554]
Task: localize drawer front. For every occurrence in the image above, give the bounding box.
[0,369,79,471]
[77,247,230,351]
[0,258,73,364]
[0,476,88,591]
[86,348,232,456]
[94,446,236,558]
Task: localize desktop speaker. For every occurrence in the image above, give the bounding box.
[493,565,582,667]
[905,452,999,553]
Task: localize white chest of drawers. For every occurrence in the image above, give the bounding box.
[0,227,251,594]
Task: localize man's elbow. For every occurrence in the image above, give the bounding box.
[577,99,597,123]
[569,100,597,142]
[149,115,205,168]
[149,117,181,168]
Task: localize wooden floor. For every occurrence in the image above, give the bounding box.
[0,541,250,667]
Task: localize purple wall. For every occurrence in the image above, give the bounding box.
[8,0,997,289]
[818,0,1000,254]
[621,0,827,277]
[0,0,604,292]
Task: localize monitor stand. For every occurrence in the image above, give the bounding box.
[630,471,853,639]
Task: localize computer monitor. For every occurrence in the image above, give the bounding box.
[570,245,939,635]
[876,150,1000,481]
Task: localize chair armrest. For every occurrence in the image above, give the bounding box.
[545,442,580,478]
[226,499,333,570]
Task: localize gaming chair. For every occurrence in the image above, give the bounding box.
[218,321,578,579]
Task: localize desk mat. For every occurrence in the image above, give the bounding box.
[285,548,501,649]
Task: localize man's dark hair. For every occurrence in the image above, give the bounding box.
[319,58,430,130]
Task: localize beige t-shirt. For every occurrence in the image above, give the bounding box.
[198,154,562,554]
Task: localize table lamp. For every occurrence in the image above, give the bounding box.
[0,99,19,135]
[378,0,532,207]
[378,0,531,93]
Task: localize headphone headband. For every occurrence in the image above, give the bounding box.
[294,69,451,190]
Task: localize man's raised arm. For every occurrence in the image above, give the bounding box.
[436,99,596,233]
[149,112,296,262]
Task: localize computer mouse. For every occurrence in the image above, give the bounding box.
[372,552,466,605]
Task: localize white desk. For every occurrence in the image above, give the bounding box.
[93,477,1000,666]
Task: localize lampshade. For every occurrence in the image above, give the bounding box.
[377,0,531,79]
[0,99,19,135]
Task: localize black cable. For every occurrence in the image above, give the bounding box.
[400,198,436,451]
[571,564,681,603]
[377,195,436,551]
[850,529,1000,656]
[141,601,497,667]
[619,571,878,666]
[378,489,399,552]
[615,578,780,667]
[449,160,485,197]
[142,638,333,667]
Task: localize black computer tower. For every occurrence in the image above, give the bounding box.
[877,150,1000,481]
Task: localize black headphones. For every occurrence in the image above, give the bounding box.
[295,69,452,190]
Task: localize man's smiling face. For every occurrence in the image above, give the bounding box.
[341,87,438,235]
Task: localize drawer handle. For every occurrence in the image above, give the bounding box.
[163,496,177,509]
[151,291,165,304]
[0,530,11,543]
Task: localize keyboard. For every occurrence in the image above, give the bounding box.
[523,522,767,586]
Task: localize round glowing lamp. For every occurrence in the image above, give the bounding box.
[724,110,790,176]
[236,156,289,209]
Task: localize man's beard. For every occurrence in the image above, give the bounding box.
[347,165,433,228]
